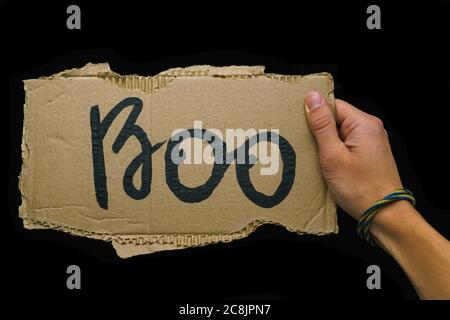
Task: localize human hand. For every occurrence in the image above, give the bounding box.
[304,92,403,220]
[304,92,450,300]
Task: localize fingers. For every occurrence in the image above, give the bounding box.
[334,99,367,141]
[335,99,386,141]
[334,99,366,127]
[304,92,344,154]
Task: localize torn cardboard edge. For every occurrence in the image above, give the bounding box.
[23,216,336,258]
[20,63,337,258]
[41,63,334,94]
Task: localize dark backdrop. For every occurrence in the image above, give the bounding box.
[2,0,449,310]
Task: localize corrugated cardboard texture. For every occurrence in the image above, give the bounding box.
[19,63,337,258]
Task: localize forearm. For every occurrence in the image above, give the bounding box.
[370,201,450,299]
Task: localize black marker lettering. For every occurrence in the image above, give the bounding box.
[90,97,163,209]
[165,129,296,208]
[91,97,296,209]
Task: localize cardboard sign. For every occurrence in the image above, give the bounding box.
[19,63,337,258]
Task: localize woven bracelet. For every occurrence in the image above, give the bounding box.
[357,188,416,245]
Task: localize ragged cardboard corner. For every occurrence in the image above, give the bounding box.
[19,63,337,258]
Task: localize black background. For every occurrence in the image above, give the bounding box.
[2,0,450,310]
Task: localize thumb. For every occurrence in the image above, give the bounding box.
[304,91,343,153]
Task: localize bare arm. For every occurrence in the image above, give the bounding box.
[304,92,450,299]
[371,201,450,299]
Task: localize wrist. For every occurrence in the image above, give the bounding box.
[369,200,418,254]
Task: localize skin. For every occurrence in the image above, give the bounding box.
[304,91,450,299]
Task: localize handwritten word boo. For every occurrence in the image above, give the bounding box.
[90,97,296,210]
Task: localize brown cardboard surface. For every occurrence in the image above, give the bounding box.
[19,63,337,258]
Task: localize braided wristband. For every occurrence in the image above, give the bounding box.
[357,188,416,245]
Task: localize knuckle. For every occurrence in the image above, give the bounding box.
[370,116,384,130]
[311,113,334,133]
[320,147,343,165]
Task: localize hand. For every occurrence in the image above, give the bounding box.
[304,91,450,299]
[304,92,403,219]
